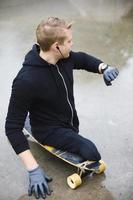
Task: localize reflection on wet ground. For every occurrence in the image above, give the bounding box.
[0,0,133,200]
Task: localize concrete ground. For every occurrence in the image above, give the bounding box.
[0,0,133,200]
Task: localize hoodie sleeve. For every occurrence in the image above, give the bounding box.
[71,51,103,73]
[5,78,35,154]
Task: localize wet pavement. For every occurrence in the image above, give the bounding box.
[0,0,133,200]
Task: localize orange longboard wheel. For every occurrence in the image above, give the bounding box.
[67,173,82,189]
[95,160,107,174]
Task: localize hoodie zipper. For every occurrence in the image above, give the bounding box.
[55,64,74,126]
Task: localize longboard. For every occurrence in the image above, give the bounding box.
[23,119,107,189]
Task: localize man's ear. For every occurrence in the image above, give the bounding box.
[52,42,59,51]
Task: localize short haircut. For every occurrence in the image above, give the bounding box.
[36,17,73,51]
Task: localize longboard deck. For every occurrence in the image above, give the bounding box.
[23,124,90,167]
[23,119,97,168]
[23,117,107,177]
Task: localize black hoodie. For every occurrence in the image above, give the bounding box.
[5,44,102,154]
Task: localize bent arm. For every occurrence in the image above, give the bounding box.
[71,51,103,73]
[71,51,119,85]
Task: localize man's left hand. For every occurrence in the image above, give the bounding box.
[103,66,119,86]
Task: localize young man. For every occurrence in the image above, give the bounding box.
[5,17,119,199]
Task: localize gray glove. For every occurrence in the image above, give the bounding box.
[103,66,119,86]
[28,166,53,199]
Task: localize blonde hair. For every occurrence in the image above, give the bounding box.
[36,17,73,51]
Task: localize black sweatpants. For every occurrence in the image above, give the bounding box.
[43,127,101,161]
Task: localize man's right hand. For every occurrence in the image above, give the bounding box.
[28,166,53,199]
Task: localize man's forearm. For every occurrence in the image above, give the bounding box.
[19,150,39,171]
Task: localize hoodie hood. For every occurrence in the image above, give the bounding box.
[23,44,49,67]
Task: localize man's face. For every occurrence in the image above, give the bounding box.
[59,29,73,58]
